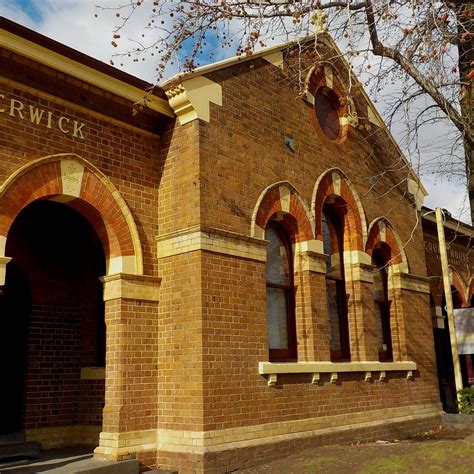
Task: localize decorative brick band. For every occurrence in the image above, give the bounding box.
[101,273,161,302]
[389,270,431,294]
[156,403,441,455]
[156,225,267,262]
[94,429,157,459]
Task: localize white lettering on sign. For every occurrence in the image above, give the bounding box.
[0,93,86,140]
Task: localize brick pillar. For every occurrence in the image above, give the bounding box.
[294,250,330,361]
[94,273,160,461]
[345,262,379,362]
[389,270,431,362]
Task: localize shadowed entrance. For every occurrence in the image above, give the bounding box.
[0,200,105,447]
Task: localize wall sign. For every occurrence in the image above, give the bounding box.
[0,93,85,139]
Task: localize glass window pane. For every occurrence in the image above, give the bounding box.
[315,88,341,140]
[266,287,289,349]
[375,303,385,352]
[322,213,332,272]
[326,279,342,351]
[265,226,290,286]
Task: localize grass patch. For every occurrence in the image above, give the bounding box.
[361,441,473,474]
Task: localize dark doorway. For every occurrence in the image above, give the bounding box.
[0,262,30,433]
[433,287,465,413]
[0,200,105,439]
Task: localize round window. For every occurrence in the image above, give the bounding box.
[314,87,341,141]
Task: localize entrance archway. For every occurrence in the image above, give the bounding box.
[0,154,145,452]
[0,200,106,445]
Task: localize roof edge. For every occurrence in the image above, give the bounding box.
[0,16,174,117]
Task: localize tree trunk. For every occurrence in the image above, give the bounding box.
[457,2,474,225]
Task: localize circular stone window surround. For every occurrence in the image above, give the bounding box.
[304,64,358,143]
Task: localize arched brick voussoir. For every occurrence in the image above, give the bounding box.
[312,168,367,251]
[366,217,409,272]
[251,181,314,242]
[0,162,62,236]
[450,270,469,307]
[0,153,143,276]
[79,169,135,259]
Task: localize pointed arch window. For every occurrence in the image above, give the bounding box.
[265,222,297,361]
[372,244,393,361]
[322,204,350,361]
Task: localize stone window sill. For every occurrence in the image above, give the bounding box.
[259,361,417,386]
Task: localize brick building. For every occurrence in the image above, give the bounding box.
[0,17,446,472]
[422,209,473,412]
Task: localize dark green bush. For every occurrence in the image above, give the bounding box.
[457,387,474,414]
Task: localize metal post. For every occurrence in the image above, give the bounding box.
[435,208,464,403]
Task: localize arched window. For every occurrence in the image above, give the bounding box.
[265,222,296,361]
[322,204,350,361]
[372,244,393,361]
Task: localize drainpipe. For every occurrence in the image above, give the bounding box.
[435,207,464,404]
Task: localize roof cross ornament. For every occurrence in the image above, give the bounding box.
[311,9,328,34]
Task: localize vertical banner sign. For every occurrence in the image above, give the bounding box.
[454,308,474,355]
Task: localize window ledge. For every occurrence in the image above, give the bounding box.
[259,361,417,386]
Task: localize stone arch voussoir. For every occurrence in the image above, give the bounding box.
[251,181,314,242]
[0,153,143,277]
[450,270,469,308]
[312,168,367,252]
[366,217,409,273]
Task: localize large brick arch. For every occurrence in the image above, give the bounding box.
[312,168,367,251]
[0,153,143,276]
[251,181,314,242]
[366,217,409,272]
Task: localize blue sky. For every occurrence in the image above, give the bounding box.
[11,0,42,21]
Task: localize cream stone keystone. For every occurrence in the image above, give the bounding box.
[365,371,372,382]
[279,185,291,213]
[0,255,11,286]
[165,76,222,125]
[60,158,84,197]
[330,372,338,384]
[379,371,386,381]
[311,373,320,384]
[332,172,341,196]
[101,273,161,302]
[324,65,333,89]
[407,370,414,380]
